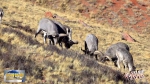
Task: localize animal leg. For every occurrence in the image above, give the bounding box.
[43,32,47,44]
[59,43,62,47]
[85,41,88,54]
[117,60,121,69]
[59,37,65,48]
[128,63,134,72]
[49,39,52,45]
[90,54,93,59]
[116,52,121,70]
[53,37,58,45]
[59,42,63,49]
[123,61,128,71]
[95,55,98,60]
[114,60,118,67]
[48,35,54,45]
[0,16,2,23]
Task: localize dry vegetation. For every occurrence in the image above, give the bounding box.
[0,0,150,84]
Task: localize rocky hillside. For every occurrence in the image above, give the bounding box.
[25,0,150,33]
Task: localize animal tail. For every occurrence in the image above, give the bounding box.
[35,25,42,38]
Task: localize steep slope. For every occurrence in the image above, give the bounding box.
[0,0,150,83]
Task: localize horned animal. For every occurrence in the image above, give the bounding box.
[81,34,102,60]
[47,22,77,48]
[35,18,78,49]
[116,48,136,72]
[56,25,77,48]
[0,8,4,23]
[101,42,130,66]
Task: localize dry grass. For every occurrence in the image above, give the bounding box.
[0,0,150,84]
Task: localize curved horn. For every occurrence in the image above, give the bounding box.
[59,33,68,37]
[94,51,103,55]
[105,56,112,61]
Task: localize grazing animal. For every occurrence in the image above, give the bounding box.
[35,18,67,45]
[116,48,136,72]
[56,25,78,48]
[48,21,78,48]
[101,42,130,66]
[35,18,78,49]
[0,8,4,23]
[81,34,102,60]
[102,42,130,62]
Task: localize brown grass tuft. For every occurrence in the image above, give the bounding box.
[2,28,40,45]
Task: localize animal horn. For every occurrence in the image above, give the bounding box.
[59,33,68,37]
[94,51,102,55]
[72,40,78,44]
[105,56,112,61]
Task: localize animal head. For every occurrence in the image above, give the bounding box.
[100,55,112,63]
[64,40,78,49]
[60,25,78,49]
[61,36,78,49]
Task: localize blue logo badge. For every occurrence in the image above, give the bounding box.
[4,70,25,82]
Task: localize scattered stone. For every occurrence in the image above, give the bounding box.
[121,32,136,42]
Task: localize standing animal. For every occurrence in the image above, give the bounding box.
[42,20,71,44]
[116,48,136,72]
[35,18,78,49]
[35,18,67,45]
[0,8,4,23]
[81,34,102,60]
[101,42,130,66]
[48,21,77,49]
